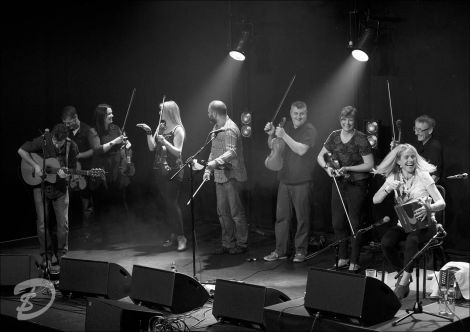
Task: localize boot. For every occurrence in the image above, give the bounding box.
[177,235,187,251]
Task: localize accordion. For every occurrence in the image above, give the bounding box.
[439,267,458,289]
[394,199,430,233]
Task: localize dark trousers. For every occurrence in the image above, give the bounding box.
[153,171,184,237]
[275,181,312,256]
[381,223,437,273]
[331,178,368,264]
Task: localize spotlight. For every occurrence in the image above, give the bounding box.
[230,30,250,61]
[352,28,375,62]
[365,120,379,149]
[241,125,252,138]
[241,112,252,125]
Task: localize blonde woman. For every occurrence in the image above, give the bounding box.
[373,144,445,300]
[137,101,187,251]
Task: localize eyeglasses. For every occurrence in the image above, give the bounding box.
[413,126,430,133]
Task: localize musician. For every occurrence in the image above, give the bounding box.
[18,123,79,268]
[61,105,97,231]
[373,143,444,300]
[412,115,443,183]
[317,106,374,272]
[92,103,132,224]
[203,100,248,255]
[136,100,187,251]
[263,101,317,263]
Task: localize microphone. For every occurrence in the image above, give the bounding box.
[357,216,390,234]
[447,173,468,180]
[210,128,225,135]
[436,223,447,237]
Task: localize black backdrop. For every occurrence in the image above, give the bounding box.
[2,1,468,251]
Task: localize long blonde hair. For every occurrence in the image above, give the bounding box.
[373,143,436,177]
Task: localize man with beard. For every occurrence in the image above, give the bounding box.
[203,100,249,255]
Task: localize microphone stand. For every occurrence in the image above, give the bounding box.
[40,130,51,279]
[305,220,384,265]
[392,232,453,326]
[170,131,217,280]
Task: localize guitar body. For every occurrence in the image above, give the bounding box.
[21,153,105,187]
[21,153,61,186]
[265,138,285,171]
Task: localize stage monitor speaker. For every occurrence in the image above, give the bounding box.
[129,265,209,314]
[212,279,291,328]
[59,257,131,300]
[304,267,400,326]
[85,297,162,332]
[0,254,38,287]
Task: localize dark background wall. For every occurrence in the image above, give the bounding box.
[2,1,468,251]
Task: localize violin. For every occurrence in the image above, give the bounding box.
[119,135,135,178]
[265,117,286,171]
[264,75,296,171]
[156,121,171,176]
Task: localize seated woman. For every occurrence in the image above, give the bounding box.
[372,144,445,300]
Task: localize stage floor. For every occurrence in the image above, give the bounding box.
[1,217,464,331]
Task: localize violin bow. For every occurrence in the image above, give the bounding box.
[121,88,136,134]
[386,80,396,142]
[270,74,296,124]
[157,95,166,133]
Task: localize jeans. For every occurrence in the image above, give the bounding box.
[33,188,69,258]
[216,179,248,248]
[381,223,437,273]
[331,178,368,264]
[275,181,312,256]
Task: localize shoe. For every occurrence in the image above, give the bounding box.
[333,258,350,269]
[214,247,230,255]
[163,234,176,247]
[229,246,248,255]
[348,263,361,272]
[177,236,187,251]
[394,283,410,300]
[263,251,287,262]
[395,274,413,287]
[293,253,306,263]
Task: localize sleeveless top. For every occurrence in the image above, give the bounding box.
[153,125,184,181]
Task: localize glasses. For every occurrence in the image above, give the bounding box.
[413,126,430,133]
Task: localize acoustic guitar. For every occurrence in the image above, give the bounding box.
[21,153,105,186]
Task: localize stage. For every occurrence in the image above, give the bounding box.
[1,218,469,331]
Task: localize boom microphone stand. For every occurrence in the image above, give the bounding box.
[171,130,218,279]
[392,231,453,326]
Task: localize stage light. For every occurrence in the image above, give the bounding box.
[352,28,375,62]
[241,125,252,138]
[365,120,379,149]
[229,30,250,61]
[241,112,251,125]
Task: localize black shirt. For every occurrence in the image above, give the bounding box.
[278,121,317,185]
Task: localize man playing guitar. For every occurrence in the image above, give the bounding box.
[18,123,79,271]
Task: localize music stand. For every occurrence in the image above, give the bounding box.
[171,131,217,279]
[392,232,453,326]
